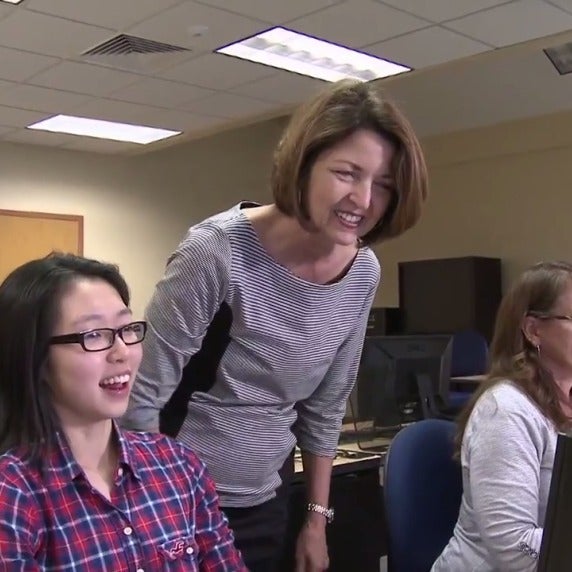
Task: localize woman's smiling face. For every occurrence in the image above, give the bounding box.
[305,128,395,247]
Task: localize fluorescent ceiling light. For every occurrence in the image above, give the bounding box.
[1,0,25,4]
[27,114,181,145]
[216,27,411,82]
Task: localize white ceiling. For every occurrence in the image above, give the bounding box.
[0,0,571,153]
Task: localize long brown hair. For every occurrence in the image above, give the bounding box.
[454,261,572,455]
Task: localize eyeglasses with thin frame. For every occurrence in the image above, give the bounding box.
[50,321,147,352]
[527,311,572,322]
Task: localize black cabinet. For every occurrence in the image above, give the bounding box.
[367,307,403,337]
[398,256,502,341]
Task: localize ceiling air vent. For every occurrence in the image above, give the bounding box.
[84,34,190,56]
[544,41,572,75]
[82,34,191,73]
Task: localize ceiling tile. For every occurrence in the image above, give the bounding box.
[3,128,74,147]
[375,0,509,23]
[0,9,113,58]
[130,107,228,131]
[0,3,13,20]
[0,79,16,92]
[182,92,278,118]
[109,77,214,108]
[366,26,491,69]
[0,105,50,128]
[231,72,326,104]
[126,1,266,55]
[287,0,428,48]
[546,0,572,16]
[80,51,196,77]
[382,47,572,137]
[193,0,342,24]
[28,62,141,97]
[445,0,572,47]
[0,46,60,82]
[71,98,168,125]
[61,137,142,154]
[161,52,274,90]
[0,125,16,137]
[0,84,92,114]
[24,0,182,30]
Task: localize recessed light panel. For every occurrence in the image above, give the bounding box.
[216,27,411,82]
[27,115,181,145]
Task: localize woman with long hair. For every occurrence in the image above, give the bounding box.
[0,253,245,571]
[433,261,572,571]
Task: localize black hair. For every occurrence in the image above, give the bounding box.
[0,252,130,465]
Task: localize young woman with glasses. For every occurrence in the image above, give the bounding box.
[0,253,245,571]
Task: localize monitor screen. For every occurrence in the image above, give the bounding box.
[355,334,453,429]
[538,431,572,571]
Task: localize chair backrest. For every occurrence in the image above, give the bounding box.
[384,419,463,572]
[450,330,488,378]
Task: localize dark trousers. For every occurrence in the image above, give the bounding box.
[223,453,294,572]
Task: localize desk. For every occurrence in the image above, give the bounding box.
[283,440,389,572]
[293,441,386,482]
[451,374,486,392]
[451,374,486,384]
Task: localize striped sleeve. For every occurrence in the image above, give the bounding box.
[293,275,379,457]
[122,224,231,432]
[183,448,247,571]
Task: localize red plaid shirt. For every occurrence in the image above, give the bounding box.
[0,426,246,571]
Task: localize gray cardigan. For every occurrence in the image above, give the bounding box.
[431,382,557,572]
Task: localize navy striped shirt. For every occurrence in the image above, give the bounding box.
[122,203,380,507]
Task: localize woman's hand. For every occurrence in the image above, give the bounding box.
[295,518,329,571]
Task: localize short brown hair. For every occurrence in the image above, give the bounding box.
[271,79,428,245]
[454,261,572,456]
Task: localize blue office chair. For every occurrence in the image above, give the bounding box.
[384,419,462,572]
[448,330,488,409]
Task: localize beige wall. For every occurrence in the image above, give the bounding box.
[158,107,572,309]
[0,117,286,317]
[2,108,572,316]
[0,142,189,317]
[374,108,572,307]
[149,116,286,221]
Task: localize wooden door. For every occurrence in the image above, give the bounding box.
[0,209,83,282]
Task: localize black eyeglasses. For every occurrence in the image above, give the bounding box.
[527,311,572,322]
[50,321,147,352]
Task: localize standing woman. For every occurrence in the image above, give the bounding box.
[123,78,428,572]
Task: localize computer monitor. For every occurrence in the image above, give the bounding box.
[538,431,572,571]
[355,334,453,429]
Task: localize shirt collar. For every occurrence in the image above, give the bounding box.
[47,421,142,486]
[115,422,142,480]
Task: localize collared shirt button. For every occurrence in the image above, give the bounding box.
[123,526,133,536]
[186,546,194,555]
[117,467,124,477]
